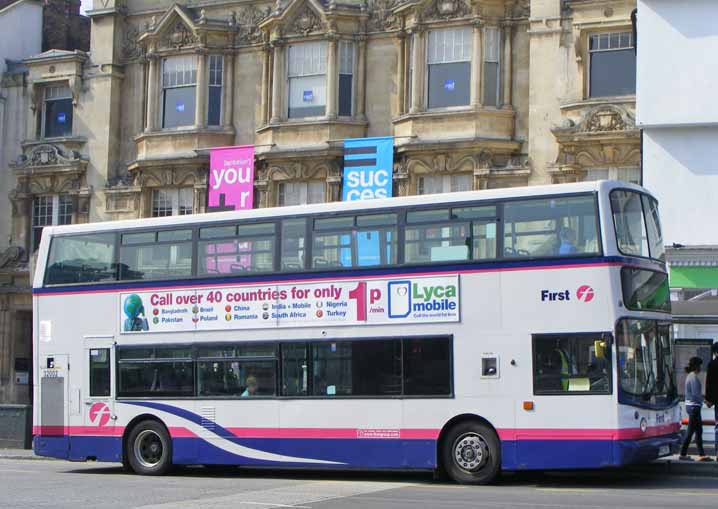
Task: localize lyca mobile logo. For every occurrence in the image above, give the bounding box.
[388,280,457,318]
[89,402,111,427]
[540,285,595,303]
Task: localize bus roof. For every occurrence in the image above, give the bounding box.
[43,179,648,237]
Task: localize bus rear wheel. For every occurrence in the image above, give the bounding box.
[441,421,500,485]
[126,420,172,475]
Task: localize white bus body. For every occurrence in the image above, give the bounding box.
[32,181,679,483]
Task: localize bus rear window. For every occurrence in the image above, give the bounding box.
[45,233,116,285]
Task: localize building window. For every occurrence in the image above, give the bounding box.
[417,174,473,195]
[208,55,223,126]
[427,27,471,109]
[483,27,501,107]
[43,85,73,138]
[162,55,197,128]
[339,41,354,117]
[589,32,635,97]
[584,168,640,185]
[277,182,325,206]
[32,195,73,251]
[288,42,327,119]
[151,188,194,217]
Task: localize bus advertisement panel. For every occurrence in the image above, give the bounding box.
[120,275,460,333]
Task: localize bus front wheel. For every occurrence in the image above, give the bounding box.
[126,420,172,475]
[441,421,500,485]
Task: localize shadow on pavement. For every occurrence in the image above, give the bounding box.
[57,463,718,491]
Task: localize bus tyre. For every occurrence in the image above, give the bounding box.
[126,421,172,476]
[442,421,500,485]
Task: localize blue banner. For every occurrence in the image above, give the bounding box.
[342,136,394,201]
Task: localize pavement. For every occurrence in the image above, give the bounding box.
[2,456,718,509]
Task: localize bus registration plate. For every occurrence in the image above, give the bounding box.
[658,445,670,457]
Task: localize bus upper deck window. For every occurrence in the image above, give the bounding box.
[611,190,650,258]
[119,230,192,281]
[504,195,599,259]
[198,222,275,276]
[45,233,116,285]
[281,219,306,271]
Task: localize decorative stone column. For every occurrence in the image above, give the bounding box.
[145,55,159,132]
[502,22,513,109]
[326,35,338,119]
[254,177,270,208]
[138,58,148,134]
[470,19,483,109]
[394,33,406,116]
[356,35,367,120]
[393,163,409,197]
[270,41,285,124]
[260,45,271,126]
[409,27,424,114]
[0,296,9,385]
[222,52,234,129]
[10,193,31,255]
[326,175,342,202]
[195,50,208,128]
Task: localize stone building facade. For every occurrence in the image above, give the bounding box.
[0,0,640,407]
[0,0,90,408]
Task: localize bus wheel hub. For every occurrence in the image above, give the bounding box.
[454,433,486,471]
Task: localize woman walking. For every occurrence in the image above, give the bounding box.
[679,357,713,461]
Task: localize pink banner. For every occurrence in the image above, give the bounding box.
[208,145,255,211]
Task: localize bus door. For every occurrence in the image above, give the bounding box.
[516,333,613,469]
[81,339,117,452]
[38,353,70,458]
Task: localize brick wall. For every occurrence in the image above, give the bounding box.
[42,0,89,52]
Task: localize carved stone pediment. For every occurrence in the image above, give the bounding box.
[138,4,239,52]
[422,0,471,21]
[162,18,199,49]
[235,5,273,44]
[367,0,405,32]
[127,163,206,189]
[554,105,636,139]
[139,5,200,51]
[550,104,641,180]
[259,0,331,39]
[286,3,324,36]
[581,107,630,133]
[11,143,84,170]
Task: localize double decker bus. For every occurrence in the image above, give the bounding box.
[32,180,679,484]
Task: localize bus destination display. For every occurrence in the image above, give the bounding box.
[120,275,460,333]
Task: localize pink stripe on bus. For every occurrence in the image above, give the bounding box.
[223,428,440,440]
[498,423,680,441]
[168,427,197,438]
[33,424,679,441]
[33,426,123,436]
